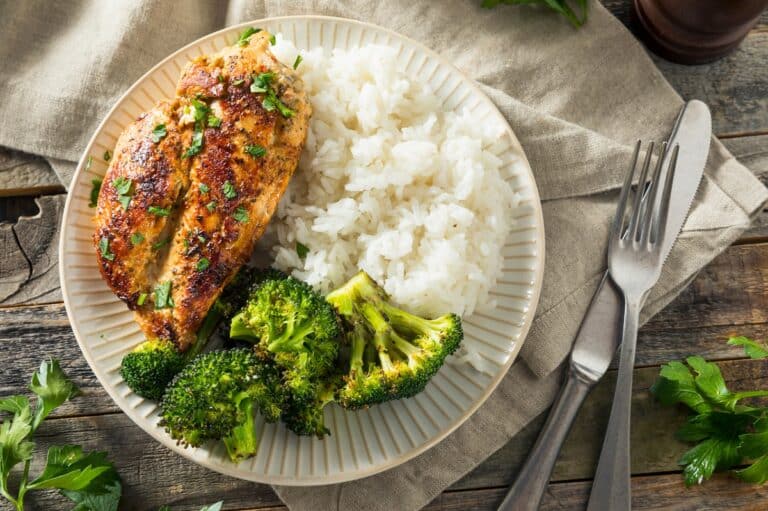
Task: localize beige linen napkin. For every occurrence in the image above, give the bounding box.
[1,1,765,510]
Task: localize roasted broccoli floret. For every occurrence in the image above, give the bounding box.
[120,269,253,400]
[281,381,337,438]
[119,339,185,401]
[326,271,463,409]
[159,349,285,462]
[229,274,340,403]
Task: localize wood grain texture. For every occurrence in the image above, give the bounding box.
[0,148,63,197]
[4,358,765,511]
[0,195,63,305]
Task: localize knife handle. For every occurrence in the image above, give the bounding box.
[497,367,594,511]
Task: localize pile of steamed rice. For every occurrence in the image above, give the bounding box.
[267,37,520,338]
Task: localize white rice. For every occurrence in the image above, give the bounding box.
[267,36,519,318]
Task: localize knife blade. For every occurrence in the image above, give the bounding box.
[497,100,711,511]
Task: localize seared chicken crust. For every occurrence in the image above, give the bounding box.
[94,31,311,350]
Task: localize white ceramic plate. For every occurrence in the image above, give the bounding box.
[59,16,545,485]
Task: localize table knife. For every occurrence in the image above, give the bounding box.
[586,101,712,511]
[497,100,711,511]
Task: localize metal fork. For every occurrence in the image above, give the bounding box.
[586,140,679,511]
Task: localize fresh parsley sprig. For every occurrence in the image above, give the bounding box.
[0,360,122,511]
[481,0,588,28]
[652,337,768,486]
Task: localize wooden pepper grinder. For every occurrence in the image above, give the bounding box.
[633,0,768,64]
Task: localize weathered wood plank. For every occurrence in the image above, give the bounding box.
[10,413,282,511]
[427,472,768,511]
[0,147,63,197]
[0,195,64,305]
[8,359,766,510]
[601,0,768,136]
[451,358,768,491]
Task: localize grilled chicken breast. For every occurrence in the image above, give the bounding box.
[94,31,311,350]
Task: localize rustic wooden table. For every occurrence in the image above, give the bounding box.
[1,3,767,510]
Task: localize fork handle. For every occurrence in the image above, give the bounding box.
[586,298,641,511]
[497,367,594,511]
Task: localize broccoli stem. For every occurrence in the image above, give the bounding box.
[222,396,258,463]
[267,316,315,352]
[229,312,259,342]
[186,300,224,359]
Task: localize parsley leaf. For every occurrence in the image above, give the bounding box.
[85,155,93,171]
[137,292,148,306]
[112,177,133,210]
[152,123,167,143]
[237,27,261,46]
[148,205,170,217]
[232,78,244,86]
[0,361,122,511]
[223,181,237,200]
[152,237,171,250]
[269,33,276,45]
[293,54,303,70]
[183,129,204,158]
[653,340,768,487]
[296,242,309,259]
[27,445,113,491]
[481,0,588,28]
[154,281,174,309]
[62,477,121,511]
[233,206,249,223]
[29,359,81,430]
[99,237,115,261]
[130,232,144,245]
[88,179,102,208]
[728,336,768,359]
[680,437,741,487]
[250,72,274,94]
[207,115,221,128]
[250,72,294,118]
[196,257,210,271]
[206,201,217,212]
[245,144,266,158]
[199,183,210,194]
[103,150,111,162]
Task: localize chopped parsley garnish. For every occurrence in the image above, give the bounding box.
[222,181,237,200]
[217,74,225,83]
[152,237,171,250]
[103,150,112,161]
[85,155,93,171]
[250,72,274,94]
[293,54,303,70]
[296,242,309,259]
[113,176,131,195]
[113,176,133,210]
[206,201,217,212]
[249,72,295,118]
[137,292,148,306]
[88,178,102,208]
[151,123,167,143]
[233,206,249,223]
[130,232,144,245]
[99,236,115,261]
[232,78,244,86]
[269,33,276,45]
[183,129,204,158]
[197,234,206,244]
[190,99,210,123]
[237,27,261,46]
[148,205,170,217]
[199,183,210,194]
[207,115,221,128]
[245,144,266,158]
[154,281,174,309]
[196,258,210,271]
